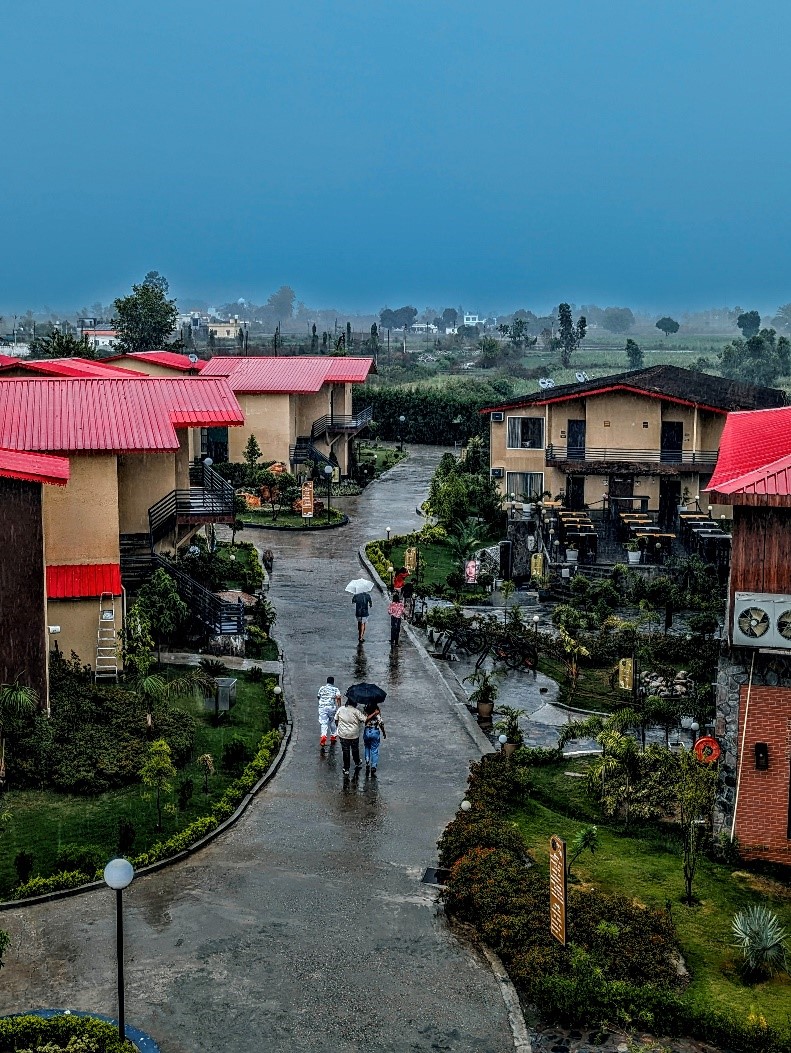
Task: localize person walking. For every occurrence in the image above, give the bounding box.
[388,590,405,649]
[353,589,373,642]
[317,675,341,750]
[334,698,367,776]
[363,703,386,776]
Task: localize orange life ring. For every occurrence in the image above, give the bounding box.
[693,735,721,764]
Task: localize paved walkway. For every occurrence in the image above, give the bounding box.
[0,447,515,1053]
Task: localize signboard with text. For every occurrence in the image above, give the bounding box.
[301,481,314,519]
[549,835,567,945]
[618,657,633,692]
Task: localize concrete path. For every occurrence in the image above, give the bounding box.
[0,447,515,1053]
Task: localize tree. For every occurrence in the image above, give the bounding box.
[772,303,791,332]
[140,739,177,830]
[265,285,296,319]
[477,336,501,367]
[719,328,791,387]
[442,307,458,330]
[736,310,761,339]
[566,825,599,879]
[655,316,680,338]
[0,675,38,787]
[625,338,644,370]
[675,748,716,906]
[243,434,263,485]
[197,753,215,794]
[601,307,634,334]
[136,569,188,660]
[310,324,319,353]
[113,272,179,353]
[258,469,299,522]
[556,303,587,368]
[29,330,97,359]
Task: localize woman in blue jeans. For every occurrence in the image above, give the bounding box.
[363,702,386,775]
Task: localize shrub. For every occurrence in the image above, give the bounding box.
[222,736,253,774]
[13,871,88,899]
[199,658,228,678]
[437,812,528,869]
[245,625,270,659]
[732,905,790,979]
[465,753,531,814]
[14,850,34,885]
[55,845,105,877]
[177,776,195,811]
[0,1014,135,1052]
[247,666,265,684]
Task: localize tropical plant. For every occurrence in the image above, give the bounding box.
[566,825,600,878]
[732,905,790,979]
[676,747,716,906]
[556,627,590,702]
[135,569,188,661]
[463,668,501,709]
[0,675,38,787]
[494,704,524,745]
[447,520,488,562]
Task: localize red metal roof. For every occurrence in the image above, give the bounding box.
[0,357,139,378]
[46,563,122,599]
[201,356,374,393]
[0,377,243,454]
[0,447,70,486]
[0,354,18,367]
[108,351,207,373]
[707,407,791,498]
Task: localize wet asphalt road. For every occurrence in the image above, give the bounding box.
[0,447,514,1053]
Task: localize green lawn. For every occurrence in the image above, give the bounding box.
[240,507,345,528]
[216,540,258,589]
[357,443,407,475]
[537,653,622,712]
[0,669,276,896]
[514,774,791,1030]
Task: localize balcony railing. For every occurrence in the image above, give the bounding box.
[544,445,718,466]
[153,556,244,635]
[149,464,235,540]
[310,405,373,440]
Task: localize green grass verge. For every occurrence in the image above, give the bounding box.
[537,654,620,712]
[0,668,275,896]
[240,508,345,528]
[215,540,258,589]
[513,782,791,1030]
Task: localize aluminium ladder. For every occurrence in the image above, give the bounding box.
[95,592,119,682]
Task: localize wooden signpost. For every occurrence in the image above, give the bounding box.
[549,835,567,946]
[301,481,314,519]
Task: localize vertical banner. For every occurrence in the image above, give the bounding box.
[404,547,417,572]
[618,657,633,691]
[301,480,314,519]
[549,835,567,945]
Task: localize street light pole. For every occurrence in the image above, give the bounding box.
[103,858,135,1044]
[398,415,406,453]
[324,464,333,524]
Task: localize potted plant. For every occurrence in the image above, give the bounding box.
[625,540,642,565]
[678,486,691,513]
[495,704,524,758]
[463,669,501,726]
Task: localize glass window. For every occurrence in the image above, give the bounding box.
[506,472,545,501]
[506,416,544,449]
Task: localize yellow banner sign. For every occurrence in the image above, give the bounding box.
[404,547,417,572]
[301,481,314,518]
[618,657,633,692]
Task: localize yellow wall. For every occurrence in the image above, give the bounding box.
[176,431,191,489]
[48,597,117,670]
[117,453,177,534]
[229,393,292,463]
[43,455,120,564]
[113,358,193,377]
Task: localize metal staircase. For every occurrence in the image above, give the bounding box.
[95,593,119,682]
[289,436,332,469]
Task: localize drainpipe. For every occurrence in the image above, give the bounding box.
[730,651,755,842]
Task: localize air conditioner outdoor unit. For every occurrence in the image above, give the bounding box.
[732,592,791,649]
[491,468,504,479]
[491,412,504,422]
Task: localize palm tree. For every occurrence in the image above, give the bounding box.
[128,668,216,729]
[447,520,488,562]
[0,676,38,787]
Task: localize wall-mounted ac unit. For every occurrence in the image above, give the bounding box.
[491,468,504,479]
[732,592,791,649]
[491,412,504,422]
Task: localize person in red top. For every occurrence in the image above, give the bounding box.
[388,590,405,649]
[393,567,409,591]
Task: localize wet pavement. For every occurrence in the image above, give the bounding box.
[0,447,515,1053]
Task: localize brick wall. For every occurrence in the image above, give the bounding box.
[734,684,791,865]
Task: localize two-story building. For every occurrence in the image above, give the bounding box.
[200,356,375,473]
[0,376,244,700]
[484,366,785,522]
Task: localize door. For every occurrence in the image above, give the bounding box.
[659,477,681,530]
[608,474,634,513]
[661,421,683,463]
[567,419,586,460]
[566,476,585,511]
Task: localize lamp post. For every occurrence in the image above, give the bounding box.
[460,799,472,812]
[398,415,406,453]
[323,463,333,524]
[386,526,391,542]
[498,733,508,754]
[103,858,134,1044]
[273,684,284,725]
[509,492,516,520]
[388,564,394,589]
[532,614,540,636]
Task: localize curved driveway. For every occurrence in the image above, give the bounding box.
[0,447,514,1053]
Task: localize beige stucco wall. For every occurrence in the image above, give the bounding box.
[43,455,120,565]
[48,597,115,670]
[117,452,178,534]
[113,358,192,377]
[229,393,292,463]
[176,431,191,489]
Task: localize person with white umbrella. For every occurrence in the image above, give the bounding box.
[346,578,374,643]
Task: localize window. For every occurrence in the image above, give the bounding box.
[506,472,544,501]
[506,416,544,450]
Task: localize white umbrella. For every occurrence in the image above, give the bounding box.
[345,578,374,595]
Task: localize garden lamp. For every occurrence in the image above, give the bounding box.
[532,615,540,635]
[460,799,472,812]
[103,858,134,1043]
[323,463,333,524]
[386,527,391,541]
[398,414,406,451]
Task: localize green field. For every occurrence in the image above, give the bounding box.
[0,668,276,896]
[514,779,791,1030]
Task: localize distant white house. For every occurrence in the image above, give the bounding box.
[82,328,120,349]
[463,313,482,327]
[412,322,438,334]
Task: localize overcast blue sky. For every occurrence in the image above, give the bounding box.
[3,0,790,315]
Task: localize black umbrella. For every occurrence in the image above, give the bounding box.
[346,682,387,707]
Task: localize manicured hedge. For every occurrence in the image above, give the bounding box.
[0,1013,135,1052]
